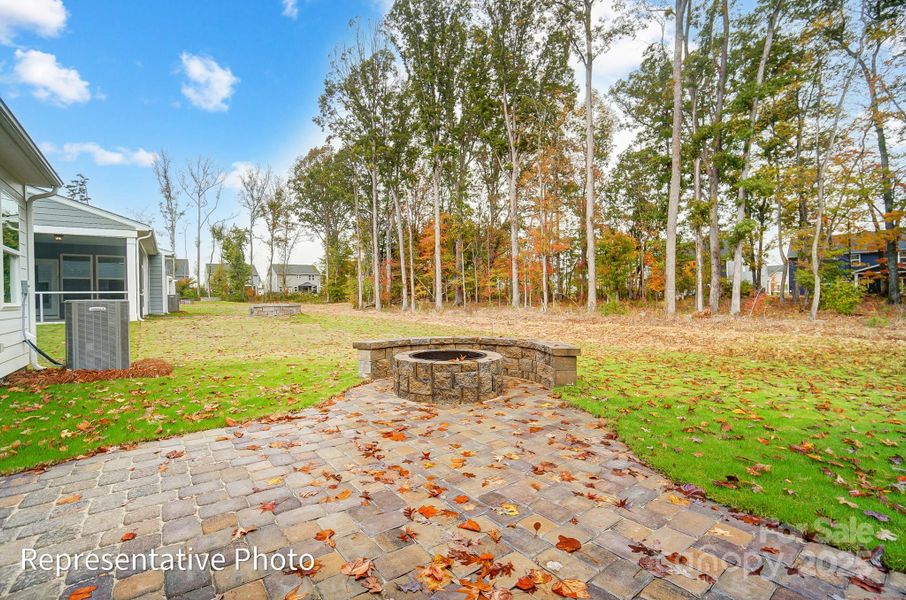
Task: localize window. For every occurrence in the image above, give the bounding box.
[1,187,22,305]
[96,256,125,297]
[850,252,861,266]
[61,254,92,301]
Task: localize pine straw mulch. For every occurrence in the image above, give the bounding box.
[3,359,173,389]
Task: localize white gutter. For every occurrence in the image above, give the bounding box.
[135,230,153,321]
[23,185,60,369]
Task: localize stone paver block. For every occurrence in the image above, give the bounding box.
[375,543,432,581]
[112,569,164,600]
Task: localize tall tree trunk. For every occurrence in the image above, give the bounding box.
[393,190,408,311]
[406,188,417,312]
[708,0,730,314]
[354,182,363,310]
[811,51,862,320]
[432,159,443,312]
[508,158,521,308]
[865,65,900,304]
[583,3,597,313]
[384,207,392,297]
[370,167,381,311]
[695,226,704,312]
[731,2,781,315]
[665,0,687,317]
[324,243,331,303]
[196,203,202,297]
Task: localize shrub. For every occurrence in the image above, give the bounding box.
[822,279,864,315]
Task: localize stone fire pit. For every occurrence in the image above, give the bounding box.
[248,303,302,317]
[393,348,504,404]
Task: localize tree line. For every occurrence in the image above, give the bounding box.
[156,0,904,316]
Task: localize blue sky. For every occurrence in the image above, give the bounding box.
[0,0,392,266]
[0,0,661,271]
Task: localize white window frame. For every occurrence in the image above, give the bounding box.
[0,184,23,308]
[849,252,861,266]
[95,254,126,293]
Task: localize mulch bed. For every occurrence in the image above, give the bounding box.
[3,359,173,389]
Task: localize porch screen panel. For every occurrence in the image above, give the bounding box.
[96,256,126,299]
[61,255,92,302]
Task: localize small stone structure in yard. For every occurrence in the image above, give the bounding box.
[354,336,580,404]
[393,348,504,404]
[248,303,302,317]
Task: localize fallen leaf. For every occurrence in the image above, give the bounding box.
[555,535,581,553]
[57,494,82,505]
[458,519,481,532]
[121,532,136,542]
[341,558,375,580]
[314,529,336,547]
[453,495,470,504]
[259,501,278,512]
[361,575,383,593]
[552,578,590,599]
[68,585,97,600]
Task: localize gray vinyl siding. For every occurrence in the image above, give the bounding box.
[148,253,164,314]
[0,171,29,377]
[33,198,134,231]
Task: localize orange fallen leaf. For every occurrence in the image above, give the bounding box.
[315,529,336,547]
[555,535,581,553]
[121,532,137,542]
[57,494,82,505]
[417,505,439,519]
[68,585,97,600]
[259,501,278,512]
[453,495,470,504]
[458,519,481,532]
[552,579,590,599]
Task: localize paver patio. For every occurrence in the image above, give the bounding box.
[0,379,901,599]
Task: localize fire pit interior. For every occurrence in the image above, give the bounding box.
[411,349,485,361]
[393,348,503,404]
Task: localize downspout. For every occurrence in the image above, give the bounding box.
[23,185,61,369]
[135,230,153,321]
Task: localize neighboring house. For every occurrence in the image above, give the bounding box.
[205,263,260,291]
[0,99,64,378]
[267,264,320,294]
[787,232,906,295]
[723,260,785,294]
[173,258,190,279]
[32,195,173,322]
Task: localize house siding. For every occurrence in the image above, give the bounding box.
[148,253,164,314]
[33,198,134,231]
[0,169,29,377]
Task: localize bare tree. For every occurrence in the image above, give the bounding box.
[238,165,273,288]
[153,150,185,254]
[179,156,224,296]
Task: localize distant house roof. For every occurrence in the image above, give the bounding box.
[787,232,906,259]
[269,264,320,276]
[0,98,63,188]
[206,263,260,278]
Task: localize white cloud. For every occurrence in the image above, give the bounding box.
[44,142,157,167]
[13,48,90,106]
[223,161,255,190]
[281,0,298,19]
[0,0,67,44]
[178,52,239,112]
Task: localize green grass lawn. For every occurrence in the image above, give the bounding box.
[0,302,458,475]
[0,301,903,570]
[560,347,906,571]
